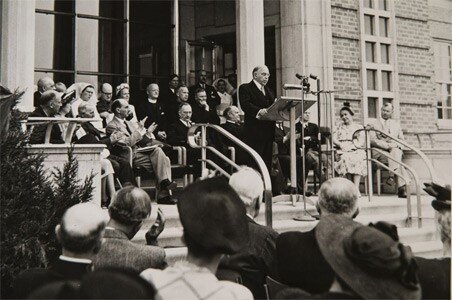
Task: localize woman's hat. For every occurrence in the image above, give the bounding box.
[116,83,129,96]
[340,101,354,116]
[177,177,249,255]
[315,215,421,299]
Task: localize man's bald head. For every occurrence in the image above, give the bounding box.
[146,83,160,100]
[317,178,359,218]
[99,83,113,102]
[56,203,108,254]
[37,77,56,93]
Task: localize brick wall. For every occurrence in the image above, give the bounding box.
[331,1,363,122]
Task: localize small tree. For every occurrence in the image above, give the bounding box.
[0,90,94,298]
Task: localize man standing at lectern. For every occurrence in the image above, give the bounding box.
[239,65,275,171]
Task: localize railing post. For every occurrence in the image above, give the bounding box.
[365,129,373,200]
[201,125,207,175]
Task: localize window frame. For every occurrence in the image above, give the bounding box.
[359,0,398,123]
[34,1,175,90]
[434,40,452,128]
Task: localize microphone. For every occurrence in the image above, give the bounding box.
[295,73,304,80]
[309,74,318,80]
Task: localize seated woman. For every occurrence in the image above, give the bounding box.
[115,83,138,123]
[333,102,366,194]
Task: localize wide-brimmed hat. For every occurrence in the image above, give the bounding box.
[276,231,335,294]
[177,177,248,255]
[315,215,421,299]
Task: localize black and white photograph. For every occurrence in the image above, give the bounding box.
[0,0,451,298]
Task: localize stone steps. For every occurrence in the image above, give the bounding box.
[128,194,443,264]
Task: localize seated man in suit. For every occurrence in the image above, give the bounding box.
[189,69,220,110]
[14,203,108,298]
[136,83,168,141]
[218,167,279,299]
[220,106,247,165]
[167,103,201,177]
[29,90,65,144]
[165,85,190,125]
[33,76,55,107]
[369,103,409,198]
[191,87,220,125]
[106,99,176,204]
[76,102,136,186]
[94,186,167,272]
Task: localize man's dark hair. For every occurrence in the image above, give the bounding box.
[217,79,226,85]
[176,85,188,93]
[59,221,105,254]
[110,99,123,114]
[223,106,233,117]
[195,87,205,96]
[39,90,57,107]
[169,74,179,81]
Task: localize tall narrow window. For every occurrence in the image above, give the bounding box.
[381,44,390,64]
[361,0,395,120]
[379,17,388,37]
[364,15,374,35]
[367,69,376,90]
[366,42,375,62]
[433,41,452,122]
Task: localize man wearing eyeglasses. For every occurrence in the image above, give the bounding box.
[97,83,114,126]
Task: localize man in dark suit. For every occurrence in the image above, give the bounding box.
[29,90,65,144]
[191,87,220,125]
[167,103,201,177]
[33,77,55,107]
[159,74,179,119]
[164,85,190,126]
[14,203,108,298]
[136,83,168,141]
[218,167,279,299]
[276,178,360,295]
[220,105,247,165]
[94,186,167,272]
[189,70,220,110]
[239,65,276,171]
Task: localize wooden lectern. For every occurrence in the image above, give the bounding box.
[260,89,317,221]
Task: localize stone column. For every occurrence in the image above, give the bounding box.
[236,0,265,85]
[280,0,334,125]
[0,0,35,112]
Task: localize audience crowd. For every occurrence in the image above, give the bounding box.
[19,71,450,299]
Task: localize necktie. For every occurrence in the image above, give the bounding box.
[124,122,132,134]
[261,86,266,96]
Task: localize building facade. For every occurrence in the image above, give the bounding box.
[1,0,451,147]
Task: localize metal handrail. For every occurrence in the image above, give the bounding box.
[21,117,102,144]
[371,148,423,228]
[353,128,440,183]
[404,130,452,148]
[187,124,273,227]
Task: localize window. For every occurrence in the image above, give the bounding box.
[379,17,388,37]
[378,0,388,11]
[361,0,395,120]
[381,44,390,64]
[364,15,374,35]
[368,97,378,118]
[366,42,375,62]
[367,69,376,90]
[34,0,173,97]
[433,41,452,123]
[382,71,391,91]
